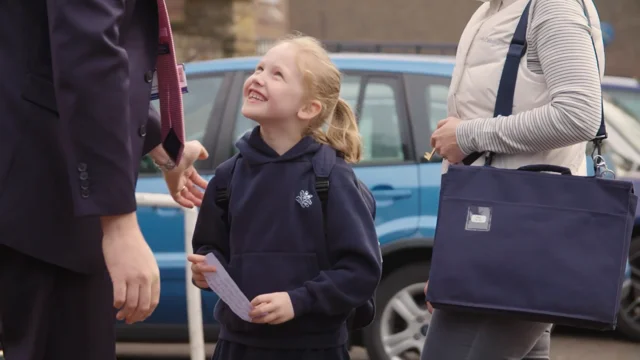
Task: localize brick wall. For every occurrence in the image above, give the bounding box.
[592,0,640,78]
[288,0,640,78]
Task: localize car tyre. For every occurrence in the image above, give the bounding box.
[617,237,640,342]
[363,262,430,360]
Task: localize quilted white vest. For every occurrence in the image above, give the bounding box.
[444,0,605,175]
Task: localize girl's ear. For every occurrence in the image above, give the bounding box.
[298,100,322,121]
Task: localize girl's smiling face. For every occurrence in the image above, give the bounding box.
[241,42,307,124]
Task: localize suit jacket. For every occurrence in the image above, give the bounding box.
[0,0,163,273]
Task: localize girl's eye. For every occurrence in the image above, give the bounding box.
[275,71,283,78]
[255,66,263,73]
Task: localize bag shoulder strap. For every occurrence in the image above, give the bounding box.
[214,153,242,228]
[462,0,532,166]
[578,0,607,142]
[462,0,606,166]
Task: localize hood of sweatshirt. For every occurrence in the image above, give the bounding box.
[235,126,322,165]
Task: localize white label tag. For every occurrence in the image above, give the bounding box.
[150,63,189,100]
[465,206,492,232]
[470,214,487,223]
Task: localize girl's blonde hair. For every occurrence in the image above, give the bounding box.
[275,34,362,163]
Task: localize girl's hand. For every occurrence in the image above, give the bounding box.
[249,292,294,325]
[187,254,217,289]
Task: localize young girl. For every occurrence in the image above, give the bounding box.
[187,34,382,360]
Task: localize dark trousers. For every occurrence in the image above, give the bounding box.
[0,246,115,360]
[421,309,552,360]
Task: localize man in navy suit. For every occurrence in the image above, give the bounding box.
[0,1,209,359]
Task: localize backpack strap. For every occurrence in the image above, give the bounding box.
[313,145,336,221]
[311,145,337,268]
[213,153,241,229]
[312,146,378,330]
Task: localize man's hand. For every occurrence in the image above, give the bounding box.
[101,213,160,325]
[249,292,295,325]
[424,281,434,314]
[187,254,217,289]
[430,117,466,164]
[155,140,209,208]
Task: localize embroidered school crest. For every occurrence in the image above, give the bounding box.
[295,190,313,208]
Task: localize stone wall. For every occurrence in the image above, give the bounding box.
[165,0,638,78]
[168,0,257,62]
[289,0,640,78]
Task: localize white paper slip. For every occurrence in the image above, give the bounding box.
[203,253,253,322]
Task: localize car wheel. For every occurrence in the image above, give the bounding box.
[363,263,431,360]
[617,237,640,342]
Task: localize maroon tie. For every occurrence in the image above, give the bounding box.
[156,0,185,165]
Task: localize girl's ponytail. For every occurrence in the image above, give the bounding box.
[325,98,362,163]
[279,35,362,162]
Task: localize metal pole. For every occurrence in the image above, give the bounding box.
[135,193,205,360]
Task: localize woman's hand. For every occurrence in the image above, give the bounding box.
[430,117,466,164]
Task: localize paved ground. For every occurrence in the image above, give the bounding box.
[117,330,640,360]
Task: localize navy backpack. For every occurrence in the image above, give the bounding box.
[213,144,379,330]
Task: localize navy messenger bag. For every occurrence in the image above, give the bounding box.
[425,1,638,330]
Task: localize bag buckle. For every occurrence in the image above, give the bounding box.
[593,154,615,179]
[591,139,615,179]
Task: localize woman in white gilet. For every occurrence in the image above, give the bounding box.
[423,0,605,358]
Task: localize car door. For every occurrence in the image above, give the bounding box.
[351,73,421,245]
[404,74,453,240]
[135,71,232,326]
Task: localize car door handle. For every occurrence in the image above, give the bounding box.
[371,189,412,200]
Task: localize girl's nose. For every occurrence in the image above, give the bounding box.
[250,72,265,86]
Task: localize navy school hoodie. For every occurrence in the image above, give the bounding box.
[192,126,382,349]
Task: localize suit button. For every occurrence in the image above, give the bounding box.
[144,70,154,83]
[80,180,90,190]
[139,124,147,137]
[81,189,90,198]
[79,171,89,180]
[77,163,87,172]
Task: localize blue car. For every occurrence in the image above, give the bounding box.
[603,76,640,121]
[601,76,640,342]
[124,54,639,358]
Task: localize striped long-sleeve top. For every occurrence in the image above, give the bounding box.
[456,0,604,155]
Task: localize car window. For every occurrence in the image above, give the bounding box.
[426,84,450,132]
[340,75,361,111]
[231,75,255,151]
[403,74,453,163]
[230,74,364,155]
[604,88,640,121]
[358,77,406,163]
[139,74,224,175]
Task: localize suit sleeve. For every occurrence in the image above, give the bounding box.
[287,165,382,317]
[46,0,137,217]
[191,177,231,291]
[143,104,163,156]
